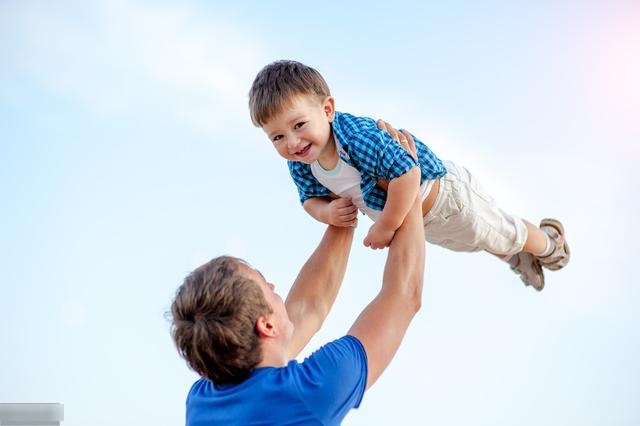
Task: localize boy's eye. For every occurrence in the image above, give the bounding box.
[294,122,305,130]
[272,135,283,142]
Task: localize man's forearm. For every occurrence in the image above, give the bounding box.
[377,166,421,230]
[347,194,425,389]
[285,225,355,358]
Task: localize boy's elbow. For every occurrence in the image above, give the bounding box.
[303,198,326,222]
[302,198,314,213]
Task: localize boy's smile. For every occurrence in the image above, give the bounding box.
[294,143,311,158]
[262,94,338,168]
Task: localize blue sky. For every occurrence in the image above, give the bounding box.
[1,1,639,425]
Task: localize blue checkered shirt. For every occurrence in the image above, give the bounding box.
[288,111,446,212]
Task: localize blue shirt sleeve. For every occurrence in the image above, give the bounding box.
[288,160,331,205]
[294,335,368,423]
[350,127,419,180]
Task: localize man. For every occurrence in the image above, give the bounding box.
[170,123,425,425]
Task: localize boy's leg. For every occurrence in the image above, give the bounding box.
[423,161,546,290]
[520,219,570,270]
[423,160,575,290]
[521,220,548,254]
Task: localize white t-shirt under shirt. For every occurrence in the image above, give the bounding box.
[310,154,432,222]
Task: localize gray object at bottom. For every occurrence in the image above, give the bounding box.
[0,404,64,425]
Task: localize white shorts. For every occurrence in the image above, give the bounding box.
[423,160,527,256]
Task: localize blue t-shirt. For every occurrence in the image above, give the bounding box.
[186,335,368,426]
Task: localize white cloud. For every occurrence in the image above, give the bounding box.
[1,0,269,132]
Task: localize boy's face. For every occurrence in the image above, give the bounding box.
[261,94,335,164]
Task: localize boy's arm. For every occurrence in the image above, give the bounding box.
[364,166,420,249]
[344,121,422,249]
[285,224,355,359]
[289,161,358,227]
[377,121,423,233]
[304,196,359,228]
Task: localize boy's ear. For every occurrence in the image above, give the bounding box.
[322,96,335,122]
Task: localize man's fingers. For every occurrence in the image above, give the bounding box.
[376,119,390,134]
[377,119,399,141]
[398,129,418,159]
[401,129,416,149]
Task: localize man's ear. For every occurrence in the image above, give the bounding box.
[323,96,335,122]
[256,315,277,338]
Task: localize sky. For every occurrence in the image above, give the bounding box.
[1,1,639,425]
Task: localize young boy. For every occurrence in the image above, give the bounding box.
[248,60,570,290]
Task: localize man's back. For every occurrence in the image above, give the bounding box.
[186,336,367,426]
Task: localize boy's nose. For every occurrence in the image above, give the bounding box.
[287,136,300,152]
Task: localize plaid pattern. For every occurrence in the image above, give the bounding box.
[288,111,446,211]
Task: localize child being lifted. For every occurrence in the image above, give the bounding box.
[248,60,569,290]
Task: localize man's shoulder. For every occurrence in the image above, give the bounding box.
[302,335,367,368]
[294,335,368,414]
[187,377,209,399]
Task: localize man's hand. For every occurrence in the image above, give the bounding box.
[326,198,358,227]
[376,119,418,160]
[363,222,395,249]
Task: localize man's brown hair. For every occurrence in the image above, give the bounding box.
[170,256,272,384]
[248,59,331,127]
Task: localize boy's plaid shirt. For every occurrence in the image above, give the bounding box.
[288,111,446,212]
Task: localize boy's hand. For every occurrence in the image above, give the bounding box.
[327,198,358,227]
[364,222,396,249]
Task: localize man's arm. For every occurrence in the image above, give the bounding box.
[285,224,355,359]
[348,129,425,389]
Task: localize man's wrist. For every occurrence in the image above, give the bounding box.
[377,213,401,231]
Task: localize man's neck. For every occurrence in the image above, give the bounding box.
[257,341,289,368]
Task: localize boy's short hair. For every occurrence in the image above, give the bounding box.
[249,59,331,127]
[170,256,272,384]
